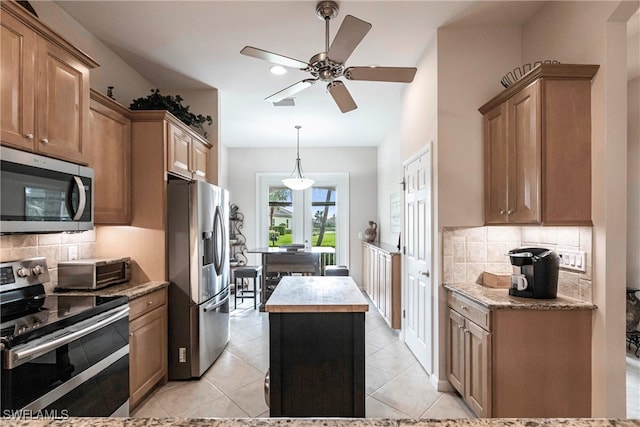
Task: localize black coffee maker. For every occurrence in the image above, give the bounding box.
[507,247,559,299]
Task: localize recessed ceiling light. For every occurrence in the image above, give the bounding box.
[270,65,287,75]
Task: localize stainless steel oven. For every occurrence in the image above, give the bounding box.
[0,146,93,234]
[0,258,129,417]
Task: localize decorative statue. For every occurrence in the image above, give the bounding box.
[363,221,377,243]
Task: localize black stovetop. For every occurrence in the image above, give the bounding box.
[0,288,127,349]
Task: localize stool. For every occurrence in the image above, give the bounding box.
[234,266,262,309]
[324,265,349,276]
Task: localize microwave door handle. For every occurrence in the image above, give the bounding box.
[71,176,87,221]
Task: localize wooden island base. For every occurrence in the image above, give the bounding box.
[265,276,369,418]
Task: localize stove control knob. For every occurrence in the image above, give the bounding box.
[32,265,45,275]
[16,267,30,278]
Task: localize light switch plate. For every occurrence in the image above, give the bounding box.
[557,249,586,273]
[68,245,78,260]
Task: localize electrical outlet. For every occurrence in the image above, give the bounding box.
[68,245,78,260]
[557,249,586,273]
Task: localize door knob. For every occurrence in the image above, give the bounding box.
[419,270,430,278]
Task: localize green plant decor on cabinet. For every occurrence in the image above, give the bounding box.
[130,89,213,138]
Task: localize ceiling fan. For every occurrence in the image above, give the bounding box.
[240,0,417,113]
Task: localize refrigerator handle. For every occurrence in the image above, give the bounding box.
[213,205,226,275]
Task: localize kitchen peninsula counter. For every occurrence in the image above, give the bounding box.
[5,418,640,426]
[265,276,367,418]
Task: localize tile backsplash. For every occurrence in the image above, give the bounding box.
[443,226,592,302]
[0,231,96,293]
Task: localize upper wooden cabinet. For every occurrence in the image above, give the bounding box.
[0,1,98,164]
[167,121,210,181]
[132,111,212,183]
[479,64,599,225]
[89,90,132,225]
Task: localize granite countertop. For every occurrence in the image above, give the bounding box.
[53,280,168,300]
[265,276,369,313]
[444,283,597,310]
[4,417,640,427]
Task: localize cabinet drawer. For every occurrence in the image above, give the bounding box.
[448,292,490,331]
[130,288,167,321]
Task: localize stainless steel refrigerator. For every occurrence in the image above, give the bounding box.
[167,179,230,379]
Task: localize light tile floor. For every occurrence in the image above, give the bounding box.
[132,294,474,419]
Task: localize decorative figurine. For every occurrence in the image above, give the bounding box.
[363,221,377,243]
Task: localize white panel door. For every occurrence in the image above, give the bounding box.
[403,147,433,373]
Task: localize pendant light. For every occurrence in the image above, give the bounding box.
[282,125,314,190]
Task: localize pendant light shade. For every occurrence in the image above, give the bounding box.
[282,125,314,190]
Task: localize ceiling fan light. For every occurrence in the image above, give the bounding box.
[270,65,287,75]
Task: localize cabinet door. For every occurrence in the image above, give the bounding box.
[167,122,192,179]
[129,305,167,409]
[483,103,508,224]
[447,308,465,394]
[35,39,90,164]
[369,248,379,306]
[507,81,541,223]
[191,138,209,181]
[377,252,388,320]
[465,319,491,417]
[89,96,132,224]
[362,245,371,295]
[0,12,36,149]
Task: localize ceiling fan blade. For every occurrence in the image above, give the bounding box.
[241,46,309,70]
[265,79,317,103]
[345,66,417,83]
[327,81,357,113]
[328,15,372,65]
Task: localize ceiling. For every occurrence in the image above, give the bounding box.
[54,1,549,148]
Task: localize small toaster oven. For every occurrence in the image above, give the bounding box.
[57,257,131,290]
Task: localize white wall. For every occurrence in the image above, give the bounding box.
[377,25,522,385]
[522,1,633,416]
[226,146,377,285]
[629,76,640,285]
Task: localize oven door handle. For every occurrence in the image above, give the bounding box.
[6,306,130,369]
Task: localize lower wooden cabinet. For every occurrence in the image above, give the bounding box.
[446,290,592,418]
[129,287,168,409]
[361,242,401,328]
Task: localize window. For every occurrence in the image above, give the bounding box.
[257,173,349,266]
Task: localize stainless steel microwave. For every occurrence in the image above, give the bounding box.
[0,146,94,234]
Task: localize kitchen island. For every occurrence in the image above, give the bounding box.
[265,275,368,418]
[247,246,335,310]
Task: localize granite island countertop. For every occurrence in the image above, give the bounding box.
[4,417,640,427]
[265,276,369,313]
[53,280,168,300]
[444,282,597,310]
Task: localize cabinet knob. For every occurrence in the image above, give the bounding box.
[499,210,505,215]
[458,325,464,330]
[40,138,49,144]
[461,305,467,310]
[507,210,513,215]
[148,301,153,306]
[129,333,134,337]
[463,328,469,334]
[25,133,34,140]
